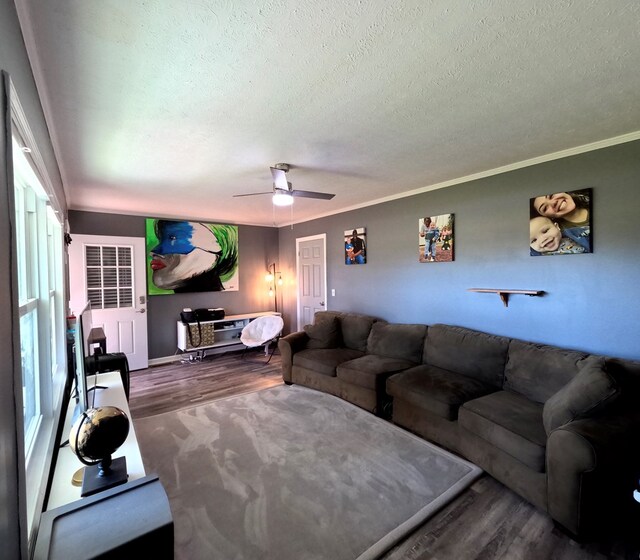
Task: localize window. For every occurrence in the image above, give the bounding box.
[12,136,66,539]
[85,244,134,309]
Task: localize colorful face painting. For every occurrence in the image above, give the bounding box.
[145,219,239,295]
[529,188,592,256]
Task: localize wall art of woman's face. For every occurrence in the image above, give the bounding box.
[150,221,222,290]
[146,219,239,294]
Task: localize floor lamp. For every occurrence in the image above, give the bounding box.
[265,263,283,313]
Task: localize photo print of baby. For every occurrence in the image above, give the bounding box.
[418,214,454,263]
[529,188,592,256]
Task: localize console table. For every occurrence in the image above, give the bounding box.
[176,311,280,354]
[35,475,173,560]
[36,371,174,559]
[46,371,145,510]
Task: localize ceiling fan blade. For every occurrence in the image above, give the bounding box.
[232,192,273,198]
[291,189,335,200]
[270,167,289,190]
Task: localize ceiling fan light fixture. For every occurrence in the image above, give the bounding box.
[233,163,334,206]
[272,192,294,206]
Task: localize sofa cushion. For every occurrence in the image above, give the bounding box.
[504,340,589,403]
[314,311,344,344]
[337,355,417,390]
[423,325,509,387]
[366,322,427,363]
[604,357,640,397]
[293,348,364,377]
[303,316,340,349]
[314,311,342,322]
[459,391,546,472]
[386,365,498,421]
[339,313,379,352]
[543,358,619,434]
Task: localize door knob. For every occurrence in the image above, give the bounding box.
[136,308,146,314]
[319,301,325,306]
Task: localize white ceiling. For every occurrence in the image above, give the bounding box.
[16,1,640,227]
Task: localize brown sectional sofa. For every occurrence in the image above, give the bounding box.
[279,311,426,414]
[278,311,640,539]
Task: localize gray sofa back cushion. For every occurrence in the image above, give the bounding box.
[423,325,509,387]
[341,313,380,352]
[543,358,619,434]
[314,311,379,352]
[366,322,427,363]
[314,311,344,346]
[504,340,589,403]
[304,316,340,349]
[315,311,342,323]
[603,357,640,400]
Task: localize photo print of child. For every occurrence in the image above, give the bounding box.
[529,188,592,256]
[418,214,454,263]
[344,228,366,264]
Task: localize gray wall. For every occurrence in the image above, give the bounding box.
[279,140,640,361]
[69,211,280,359]
[0,3,66,212]
[1,0,66,556]
[0,0,66,558]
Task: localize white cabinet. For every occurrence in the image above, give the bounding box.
[176,311,279,352]
[47,372,144,511]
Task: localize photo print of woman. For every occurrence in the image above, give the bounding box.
[529,188,592,256]
[345,228,366,264]
[418,213,454,263]
[146,218,239,294]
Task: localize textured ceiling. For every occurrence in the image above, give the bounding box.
[16,1,640,226]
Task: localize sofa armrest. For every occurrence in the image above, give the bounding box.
[546,408,640,537]
[278,331,309,383]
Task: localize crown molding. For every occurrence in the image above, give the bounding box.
[278,130,640,228]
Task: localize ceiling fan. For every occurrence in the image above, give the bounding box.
[233,163,335,206]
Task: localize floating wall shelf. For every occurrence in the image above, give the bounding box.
[468,288,545,307]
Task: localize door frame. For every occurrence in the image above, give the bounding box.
[295,233,327,331]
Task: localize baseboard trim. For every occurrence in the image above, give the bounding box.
[148,355,183,367]
[148,345,246,367]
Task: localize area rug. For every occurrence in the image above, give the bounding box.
[135,385,482,559]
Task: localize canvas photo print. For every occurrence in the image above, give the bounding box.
[345,228,366,265]
[529,188,592,256]
[418,214,454,263]
[146,218,239,295]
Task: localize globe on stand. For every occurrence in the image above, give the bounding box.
[69,406,130,497]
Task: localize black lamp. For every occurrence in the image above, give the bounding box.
[265,263,283,313]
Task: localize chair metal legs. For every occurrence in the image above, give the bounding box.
[264,337,280,364]
[240,336,280,365]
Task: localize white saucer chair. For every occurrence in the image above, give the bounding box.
[239,315,284,363]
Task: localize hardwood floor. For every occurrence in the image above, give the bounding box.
[129,352,639,559]
[129,349,284,418]
[382,475,638,560]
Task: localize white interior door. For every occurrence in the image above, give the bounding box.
[296,234,327,330]
[69,234,149,370]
